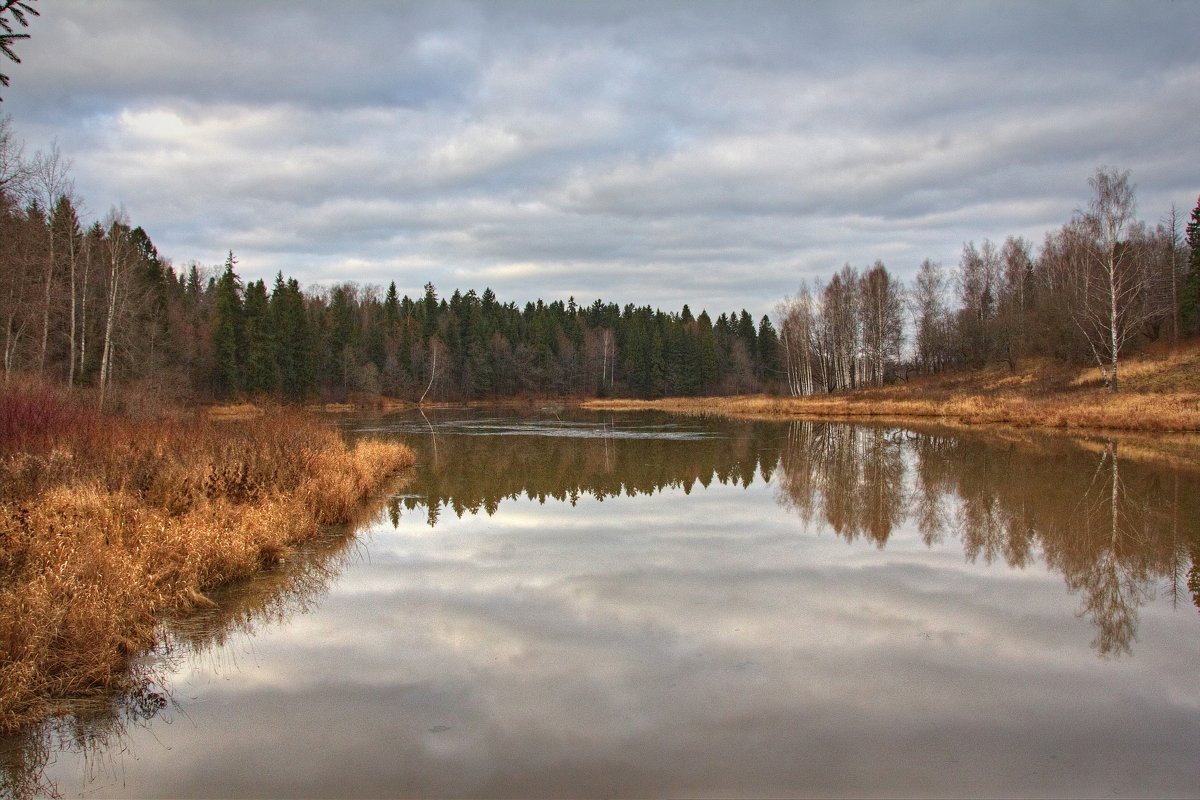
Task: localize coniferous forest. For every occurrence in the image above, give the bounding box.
[3,118,1199,404]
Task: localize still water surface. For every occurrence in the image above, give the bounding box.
[5,409,1199,798]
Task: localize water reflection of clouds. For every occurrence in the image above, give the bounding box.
[29,417,1200,798]
[232,481,1184,702]
[139,477,1195,798]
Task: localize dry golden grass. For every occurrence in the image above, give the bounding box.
[584,390,1200,432]
[583,344,1200,434]
[204,402,265,420]
[0,381,414,733]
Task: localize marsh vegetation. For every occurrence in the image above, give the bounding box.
[0,379,414,735]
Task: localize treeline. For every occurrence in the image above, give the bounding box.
[780,169,1200,394]
[208,261,782,401]
[4,119,1198,403]
[0,119,780,402]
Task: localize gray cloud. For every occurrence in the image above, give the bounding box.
[5,1,1198,317]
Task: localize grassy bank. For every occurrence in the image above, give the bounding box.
[0,380,415,734]
[584,346,1200,433]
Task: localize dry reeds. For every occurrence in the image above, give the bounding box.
[584,391,1200,432]
[0,380,414,733]
[583,346,1200,433]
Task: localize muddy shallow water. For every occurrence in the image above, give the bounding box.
[5,409,1199,798]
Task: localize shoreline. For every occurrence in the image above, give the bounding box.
[578,389,1200,434]
[204,386,1200,436]
[202,347,1200,435]
[0,392,415,735]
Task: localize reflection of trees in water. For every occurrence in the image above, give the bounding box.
[775,422,906,547]
[1049,442,1158,657]
[388,416,788,528]
[0,493,389,800]
[776,421,1200,657]
[394,414,1198,659]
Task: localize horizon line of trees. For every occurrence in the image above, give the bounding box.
[4,118,1200,403]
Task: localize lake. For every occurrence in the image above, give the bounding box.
[4,408,1199,798]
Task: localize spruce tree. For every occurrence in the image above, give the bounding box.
[757,315,781,386]
[737,310,758,360]
[211,251,244,397]
[696,311,719,392]
[1181,195,1200,334]
[384,281,399,326]
[242,278,278,394]
[421,282,439,338]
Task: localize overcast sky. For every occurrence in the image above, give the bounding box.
[4,1,1197,317]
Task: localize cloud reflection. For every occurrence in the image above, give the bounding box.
[10,413,1200,798]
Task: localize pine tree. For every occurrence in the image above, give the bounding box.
[211,251,244,396]
[1181,195,1200,334]
[696,311,719,392]
[276,276,315,399]
[737,310,758,359]
[242,278,278,394]
[757,315,781,386]
[420,282,439,339]
[384,281,399,326]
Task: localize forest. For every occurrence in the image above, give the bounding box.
[3,116,1199,404]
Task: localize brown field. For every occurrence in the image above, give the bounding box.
[583,345,1200,434]
[0,379,415,734]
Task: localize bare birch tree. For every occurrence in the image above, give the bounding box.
[955,239,1002,366]
[98,210,133,408]
[1159,205,1184,342]
[822,265,860,391]
[995,236,1034,370]
[909,258,950,374]
[1066,168,1156,392]
[777,282,817,396]
[858,261,903,387]
[418,335,446,405]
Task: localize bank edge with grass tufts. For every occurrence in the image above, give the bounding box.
[582,349,1200,434]
[0,380,415,734]
[583,391,1200,433]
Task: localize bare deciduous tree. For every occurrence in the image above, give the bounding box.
[98,209,134,408]
[1159,204,1184,342]
[30,142,72,376]
[995,236,1034,371]
[908,258,950,375]
[858,261,903,387]
[1065,168,1157,392]
[0,113,29,194]
[778,283,817,396]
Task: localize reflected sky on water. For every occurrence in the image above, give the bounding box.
[7,410,1200,798]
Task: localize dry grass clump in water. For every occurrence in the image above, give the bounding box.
[0,379,414,733]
